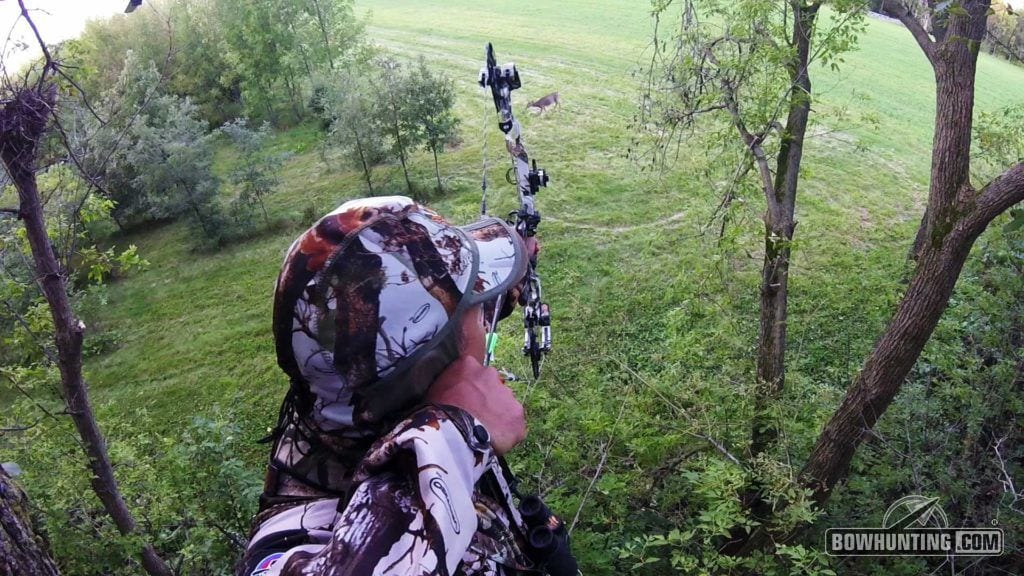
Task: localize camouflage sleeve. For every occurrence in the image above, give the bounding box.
[272,405,493,576]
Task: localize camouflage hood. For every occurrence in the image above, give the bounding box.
[272,196,527,434]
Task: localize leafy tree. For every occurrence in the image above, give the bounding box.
[61,4,169,101]
[127,94,225,242]
[641,0,866,463]
[983,4,1023,62]
[714,0,1024,555]
[319,71,389,193]
[300,0,365,72]
[78,50,163,230]
[407,56,461,192]
[801,0,1024,505]
[167,0,243,125]
[1,60,171,576]
[220,118,285,224]
[643,0,1024,558]
[60,0,367,128]
[373,57,424,195]
[214,0,364,123]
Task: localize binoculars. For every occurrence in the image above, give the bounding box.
[518,494,579,576]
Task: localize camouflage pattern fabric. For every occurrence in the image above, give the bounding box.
[243,406,533,576]
[239,197,532,575]
[272,196,525,434]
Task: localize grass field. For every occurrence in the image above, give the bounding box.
[6,1,1024,573]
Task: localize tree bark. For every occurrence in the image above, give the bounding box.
[1,468,61,576]
[750,1,819,458]
[0,86,172,576]
[391,99,414,195]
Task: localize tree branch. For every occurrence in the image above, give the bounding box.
[16,0,56,84]
[968,162,1024,231]
[718,74,777,206]
[0,419,41,434]
[3,300,59,365]
[688,431,744,468]
[993,434,1024,516]
[884,0,936,64]
[984,28,1024,65]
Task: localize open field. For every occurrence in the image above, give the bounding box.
[5,1,1024,573]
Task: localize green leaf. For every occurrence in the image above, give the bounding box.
[1003,212,1024,233]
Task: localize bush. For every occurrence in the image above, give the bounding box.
[2,404,261,575]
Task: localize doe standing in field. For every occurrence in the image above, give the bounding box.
[237,196,574,576]
[526,92,560,114]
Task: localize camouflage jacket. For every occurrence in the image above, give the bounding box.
[240,405,534,576]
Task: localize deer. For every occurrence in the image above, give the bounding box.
[526,91,560,114]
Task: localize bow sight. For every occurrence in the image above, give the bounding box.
[478,43,551,380]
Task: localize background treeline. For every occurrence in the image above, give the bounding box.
[868,0,1024,63]
[50,0,457,247]
[984,3,1024,61]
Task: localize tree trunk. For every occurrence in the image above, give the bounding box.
[1,469,61,576]
[801,223,980,501]
[734,0,1024,556]
[432,145,442,192]
[749,1,818,458]
[353,130,374,193]
[799,0,992,508]
[284,71,303,121]
[311,0,336,71]
[392,108,413,195]
[110,211,127,234]
[259,199,270,225]
[0,86,172,576]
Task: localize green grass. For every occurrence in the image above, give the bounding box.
[6,2,1024,574]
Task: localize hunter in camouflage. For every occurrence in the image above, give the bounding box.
[238,196,540,575]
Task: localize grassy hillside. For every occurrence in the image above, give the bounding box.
[6,1,1024,573]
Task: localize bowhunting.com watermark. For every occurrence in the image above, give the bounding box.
[826,495,1003,557]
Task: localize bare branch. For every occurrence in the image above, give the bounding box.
[1,369,68,432]
[688,431,744,468]
[16,0,56,84]
[569,440,611,534]
[0,419,41,434]
[569,392,629,534]
[722,79,778,212]
[983,28,1024,65]
[710,153,754,239]
[0,207,20,217]
[883,0,936,64]
[968,162,1024,232]
[993,434,1024,516]
[55,68,106,124]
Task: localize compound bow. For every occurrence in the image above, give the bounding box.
[478,43,551,380]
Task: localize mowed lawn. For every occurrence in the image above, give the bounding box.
[12,1,1024,572]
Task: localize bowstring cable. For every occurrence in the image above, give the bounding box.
[480,95,491,216]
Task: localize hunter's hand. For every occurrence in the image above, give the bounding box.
[500,236,540,316]
[525,236,540,264]
[427,355,526,455]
